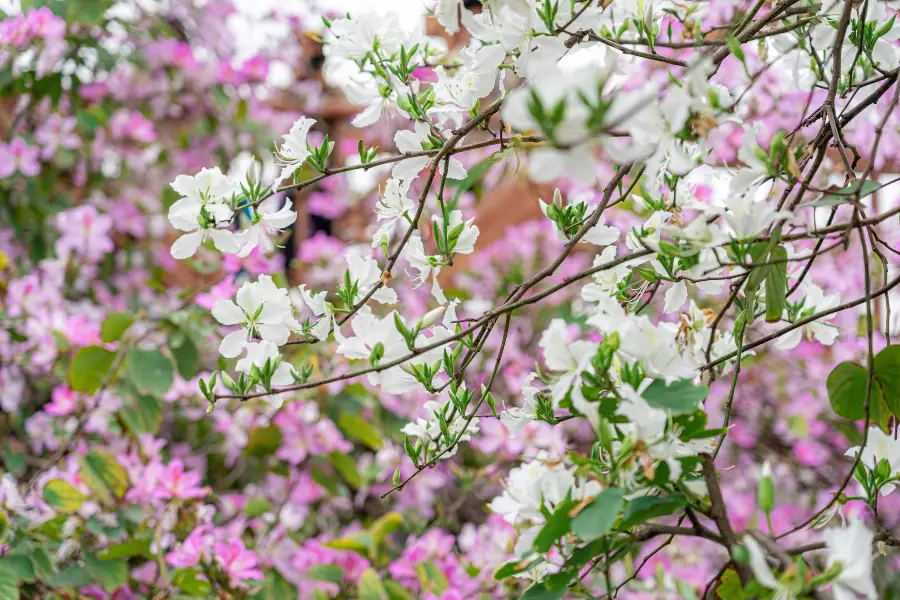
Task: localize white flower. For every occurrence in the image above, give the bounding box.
[433,43,506,110]
[273,117,316,187]
[295,284,332,341]
[540,191,620,246]
[346,247,398,305]
[433,0,461,35]
[581,246,649,307]
[433,210,479,254]
[617,380,668,443]
[500,373,540,437]
[323,12,408,62]
[663,250,726,314]
[334,307,416,394]
[212,275,301,358]
[742,536,795,599]
[235,341,296,408]
[501,56,613,182]
[487,456,601,525]
[167,167,239,259]
[168,215,239,260]
[373,178,415,247]
[724,194,792,241]
[346,72,411,128]
[846,426,900,496]
[595,314,698,383]
[403,232,447,303]
[539,319,599,425]
[236,200,297,257]
[170,167,236,211]
[824,517,877,600]
[392,121,467,182]
[401,385,480,459]
[774,283,840,350]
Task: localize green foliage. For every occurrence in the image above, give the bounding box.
[338,412,384,450]
[245,425,283,457]
[100,312,134,343]
[620,494,687,529]
[250,570,298,600]
[41,479,87,513]
[571,487,625,541]
[173,568,212,596]
[643,380,709,414]
[119,394,163,434]
[79,451,128,504]
[533,494,575,553]
[827,345,900,428]
[126,348,174,397]
[69,346,116,394]
[168,331,201,380]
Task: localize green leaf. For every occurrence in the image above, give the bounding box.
[100,312,134,343]
[79,451,128,504]
[127,348,174,397]
[763,246,788,322]
[521,583,566,600]
[66,0,114,25]
[338,412,383,450]
[330,452,363,488]
[811,179,881,207]
[715,568,743,599]
[533,495,575,553]
[571,487,625,541]
[173,567,212,596]
[0,555,34,583]
[250,570,298,600]
[169,333,200,380]
[827,362,870,421]
[119,394,163,434]
[245,425,283,457]
[642,380,708,414]
[98,539,152,560]
[324,534,371,556]
[384,580,416,600]
[874,345,900,416]
[47,565,92,589]
[726,36,745,63]
[416,562,448,596]
[0,562,18,600]
[620,494,687,529]
[358,568,387,600]
[84,553,128,591]
[42,479,87,513]
[308,564,344,583]
[371,512,404,549]
[69,346,116,394]
[244,497,272,519]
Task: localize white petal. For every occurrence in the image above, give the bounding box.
[219,329,248,358]
[170,231,202,259]
[210,229,239,254]
[663,281,688,314]
[212,299,244,325]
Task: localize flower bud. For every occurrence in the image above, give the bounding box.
[417,305,447,330]
[757,461,775,516]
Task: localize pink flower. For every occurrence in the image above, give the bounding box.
[0,138,40,178]
[214,539,263,582]
[153,459,209,500]
[45,385,78,417]
[35,114,80,159]
[167,528,209,568]
[196,278,238,311]
[53,205,115,263]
